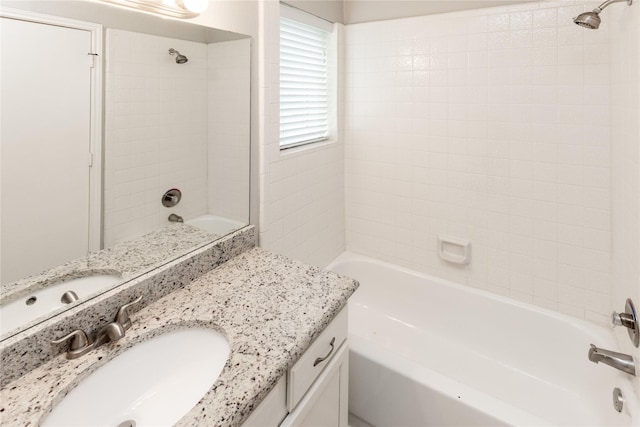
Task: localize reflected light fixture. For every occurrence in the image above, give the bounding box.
[178,0,209,14]
[100,0,209,18]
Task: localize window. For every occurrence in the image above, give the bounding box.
[280,5,333,149]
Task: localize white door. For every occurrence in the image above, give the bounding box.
[1,17,93,284]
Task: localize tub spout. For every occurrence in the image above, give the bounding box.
[168,213,184,223]
[588,344,636,376]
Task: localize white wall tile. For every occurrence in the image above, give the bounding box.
[344,1,613,324]
[105,31,251,247]
[104,30,209,247]
[258,4,345,267]
[608,0,640,396]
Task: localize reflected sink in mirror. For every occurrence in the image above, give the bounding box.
[41,328,230,427]
[0,274,121,335]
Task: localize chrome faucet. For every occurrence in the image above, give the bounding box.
[52,296,142,359]
[92,322,126,347]
[168,213,184,223]
[588,344,636,376]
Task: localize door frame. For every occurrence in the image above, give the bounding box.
[0,7,103,252]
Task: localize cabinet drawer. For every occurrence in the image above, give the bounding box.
[287,307,347,411]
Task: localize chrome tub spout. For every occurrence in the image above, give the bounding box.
[168,213,184,223]
[588,344,636,376]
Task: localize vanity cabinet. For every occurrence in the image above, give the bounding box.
[244,308,349,427]
[281,344,348,427]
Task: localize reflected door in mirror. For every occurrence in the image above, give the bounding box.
[1,18,96,285]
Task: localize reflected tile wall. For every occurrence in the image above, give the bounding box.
[104,29,208,248]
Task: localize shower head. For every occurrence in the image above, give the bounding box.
[168,48,188,64]
[573,0,633,29]
[573,11,602,29]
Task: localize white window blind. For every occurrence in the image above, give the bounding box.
[280,12,330,149]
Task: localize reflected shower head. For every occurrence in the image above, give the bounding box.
[573,11,602,29]
[573,0,633,29]
[168,48,188,64]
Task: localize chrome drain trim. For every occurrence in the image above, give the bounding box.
[613,387,624,413]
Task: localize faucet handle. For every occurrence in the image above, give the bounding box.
[52,329,91,351]
[612,311,623,326]
[115,296,143,330]
[612,311,636,329]
[611,299,639,347]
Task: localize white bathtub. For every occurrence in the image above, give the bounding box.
[327,252,638,427]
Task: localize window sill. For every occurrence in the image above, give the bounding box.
[279,139,339,157]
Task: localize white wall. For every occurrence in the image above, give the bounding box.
[284,0,344,23]
[609,0,640,395]
[104,29,208,247]
[207,39,251,223]
[344,1,614,324]
[258,0,346,268]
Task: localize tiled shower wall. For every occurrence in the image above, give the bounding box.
[104,29,208,247]
[344,1,613,323]
[609,1,640,388]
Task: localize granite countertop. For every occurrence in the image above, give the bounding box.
[1,223,218,305]
[0,247,358,426]
[0,223,218,339]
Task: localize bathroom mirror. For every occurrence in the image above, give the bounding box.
[0,0,251,340]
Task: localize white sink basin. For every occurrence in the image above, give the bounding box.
[0,274,121,334]
[42,328,230,427]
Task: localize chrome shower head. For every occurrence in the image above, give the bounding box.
[573,11,602,29]
[168,48,188,64]
[573,0,633,29]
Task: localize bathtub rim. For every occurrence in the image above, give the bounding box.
[329,251,639,426]
[328,251,612,337]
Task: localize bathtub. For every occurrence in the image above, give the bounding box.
[327,252,638,427]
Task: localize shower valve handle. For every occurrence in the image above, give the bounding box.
[612,311,636,329]
[611,299,639,347]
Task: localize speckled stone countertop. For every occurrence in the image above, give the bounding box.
[0,224,218,338]
[1,223,217,305]
[0,248,358,426]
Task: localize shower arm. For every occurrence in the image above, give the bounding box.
[593,0,632,13]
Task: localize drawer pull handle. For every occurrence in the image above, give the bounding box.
[313,337,335,367]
